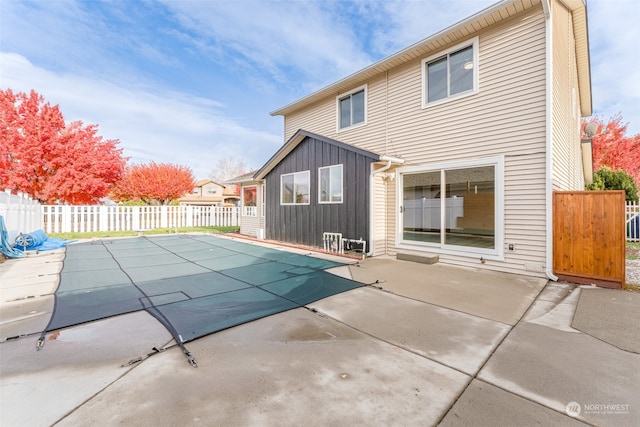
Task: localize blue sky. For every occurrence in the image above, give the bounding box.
[1,0,639,179]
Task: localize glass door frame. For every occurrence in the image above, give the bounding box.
[396,156,505,260]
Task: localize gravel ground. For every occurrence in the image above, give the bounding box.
[627,259,640,289]
[626,244,640,291]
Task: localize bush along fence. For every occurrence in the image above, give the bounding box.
[41,205,240,234]
[628,201,640,242]
[1,190,42,243]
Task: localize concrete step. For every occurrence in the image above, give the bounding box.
[396,250,439,265]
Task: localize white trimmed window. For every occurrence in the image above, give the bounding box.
[319,164,343,204]
[337,85,366,130]
[422,37,478,107]
[281,171,310,205]
[242,185,257,216]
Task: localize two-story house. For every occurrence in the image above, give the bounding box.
[237,0,591,279]
[179,179,240,207]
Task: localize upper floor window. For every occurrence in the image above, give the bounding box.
[281,171,310,205]
[422,37,478,107]
[337,85,366,130]
[319,164,343,204]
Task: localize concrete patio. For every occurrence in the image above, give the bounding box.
[1,235,638,426]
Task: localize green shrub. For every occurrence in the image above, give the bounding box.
[586,167,639,202]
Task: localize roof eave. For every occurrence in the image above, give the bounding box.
[270,0,543,117]
[564,0,592,116]
[254,129,383,180]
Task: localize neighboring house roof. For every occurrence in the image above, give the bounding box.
[253,129,390,181]
[194,178,226,188]
[225,171,258,185]
[270,0,591,117]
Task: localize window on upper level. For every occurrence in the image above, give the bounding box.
[422,37,478,107]
[337,85,366,130]
[319,164,343,204]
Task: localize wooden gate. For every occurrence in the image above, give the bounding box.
[553,191,626,289]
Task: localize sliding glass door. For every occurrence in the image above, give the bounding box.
[399,159,501,254]
[402,171,441,244]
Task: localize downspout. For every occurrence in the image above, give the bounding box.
[368,160,392,257]
[543,0,558,281]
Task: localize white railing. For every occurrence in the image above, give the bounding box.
[242,206,258,217]
[41,205,240,234]
[0,189,42,243]
[627,201,640,242]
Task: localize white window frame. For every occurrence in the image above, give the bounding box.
[241,185,258,217]
[280,171,311,205]
[421,37,479,108]
[261,182,266,217]
[396,155,504,260]
[336,84,367,132]
[318,164,343,204]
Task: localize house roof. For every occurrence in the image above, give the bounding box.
[194,178,226,188]
[225,171,258,185]
[253,129,386,181]
[270,0,591,117]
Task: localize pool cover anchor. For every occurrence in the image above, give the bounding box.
[121,345,197,368]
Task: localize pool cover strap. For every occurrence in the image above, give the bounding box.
[38,235,364,367]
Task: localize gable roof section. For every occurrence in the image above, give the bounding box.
[253,129,382,180]
[194,178,226,188]
[270,0,591,117]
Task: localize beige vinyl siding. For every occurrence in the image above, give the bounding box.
[282,6,549,276]
[551,0,584,191]
[371,171,387,256]
[239,184,265,238]
[384,168,398,253]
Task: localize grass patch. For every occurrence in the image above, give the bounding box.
[48,226,240,240]
[627,242,640,260]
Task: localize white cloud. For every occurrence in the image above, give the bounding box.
[1,52,281,179]
[587,0,640,135]
[158,0,375,91]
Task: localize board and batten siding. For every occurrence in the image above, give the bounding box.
[551,0,584,191]
[264,136,377,249]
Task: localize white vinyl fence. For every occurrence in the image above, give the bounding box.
[628,201,640,242]
[0,190,42,242]
[42,205,240,234]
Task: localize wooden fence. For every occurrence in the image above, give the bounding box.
[553,191,626,289]
[41,205,240,234]
[628,201,640,242]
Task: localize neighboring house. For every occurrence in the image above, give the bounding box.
[178,179,240,207]
[239,0,592,279]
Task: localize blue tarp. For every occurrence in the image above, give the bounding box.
[0,215,25,258]
[14,229,73,251]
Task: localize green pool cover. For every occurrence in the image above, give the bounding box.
[38,235,364,366]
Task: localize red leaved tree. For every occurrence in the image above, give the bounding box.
[582,114,640,186]
[111,162,195,205]
[0,89,127,204]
